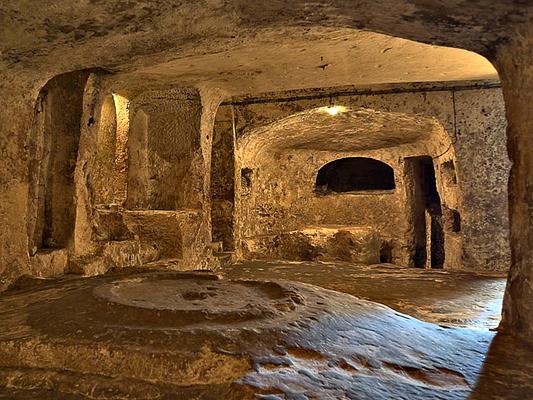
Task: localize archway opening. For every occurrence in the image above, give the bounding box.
[315,157,395,194]
[93,93,130,208]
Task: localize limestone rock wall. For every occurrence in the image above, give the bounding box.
[126,89,204,210]
[0,84,34,290]
[0,0,531,342]
[211,106,237,251]
[212,84,510,270]
[71,81,218,274]
[454,89,511,270]
[240,151,413,265]
[0,72,221,289]
[496,27,533,341]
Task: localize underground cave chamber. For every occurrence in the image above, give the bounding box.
[2,2,533,398]
[23,62,511,295]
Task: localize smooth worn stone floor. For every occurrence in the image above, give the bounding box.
[0,267,530,400]
[223,261,507,330]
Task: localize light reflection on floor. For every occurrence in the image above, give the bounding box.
[223,261,507,330]
[0,267,531,399]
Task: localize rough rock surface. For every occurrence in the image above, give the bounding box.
[218,85,510,270]
[496,24,533,341]
[242,226,381,264]
[224,261,506,330]
[0,270,531,399]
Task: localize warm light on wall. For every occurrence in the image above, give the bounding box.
[111,93,130,204]
[321,105,347,116]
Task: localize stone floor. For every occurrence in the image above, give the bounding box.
[223,261,507,330]
[0,266,531,399]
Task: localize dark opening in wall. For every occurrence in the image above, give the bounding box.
[406,156,445,269]
[380,241,393,263]
[441,160,457,185]
[315,157,395,194]
[422,156,445,268]
[241,168,253,196]
[451,210,461,233]
[27,70,90,251]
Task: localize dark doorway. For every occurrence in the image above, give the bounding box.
[406,156,445,268]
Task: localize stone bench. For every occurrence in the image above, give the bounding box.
[242,225,381,264]
[84,208,215,273]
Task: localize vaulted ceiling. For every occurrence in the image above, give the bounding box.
[239,107,443,156]
[2,1,530,97]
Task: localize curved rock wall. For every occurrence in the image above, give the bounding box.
[213,83,510,270]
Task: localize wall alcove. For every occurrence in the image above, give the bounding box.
[315,157,395,195]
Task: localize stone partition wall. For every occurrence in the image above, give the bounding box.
[454,89,510,270]
[239,151,414,265]
[213,83,511,271]
[126,89,204,210]
[71,82,219,274]
[0,81,39,290]
[235,110,457,267]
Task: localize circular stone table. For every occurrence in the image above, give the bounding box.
[0,271,516,399]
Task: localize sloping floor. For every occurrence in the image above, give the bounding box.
[223,261,507,330]
[0,267,530,400]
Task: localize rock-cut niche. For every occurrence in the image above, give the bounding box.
[27,70,90,252]
[315,157,395,195]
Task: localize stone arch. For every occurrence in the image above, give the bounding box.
[233,105,463,266]
[315,157,396,194]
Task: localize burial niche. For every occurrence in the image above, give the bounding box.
[315,157,395,194]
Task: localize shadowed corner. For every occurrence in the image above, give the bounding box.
[468,333,533,399]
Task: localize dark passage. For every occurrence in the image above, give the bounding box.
[408,156,445,268]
